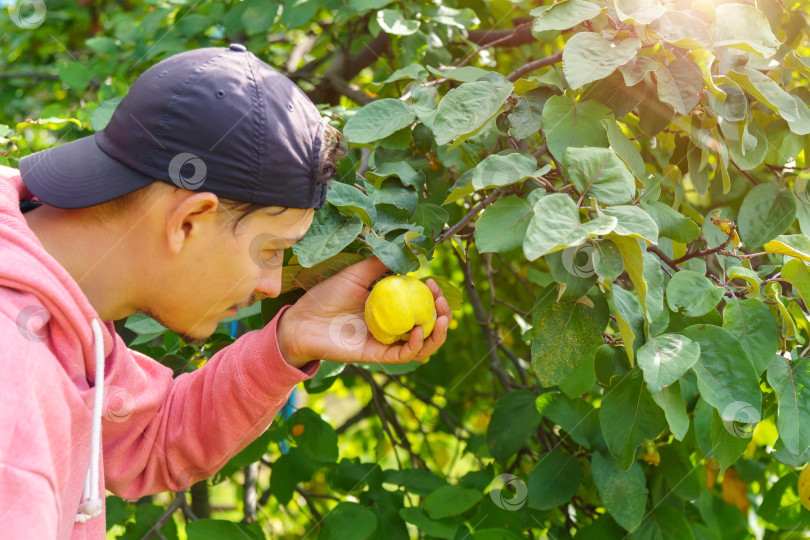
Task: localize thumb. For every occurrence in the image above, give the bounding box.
[340,255,390,288]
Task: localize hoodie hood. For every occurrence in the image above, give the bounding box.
[0,165,113,522]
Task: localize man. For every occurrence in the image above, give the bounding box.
[0,45,451,538]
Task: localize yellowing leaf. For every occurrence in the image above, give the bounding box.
[764,234,810,262]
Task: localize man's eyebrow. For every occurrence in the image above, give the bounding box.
[273,233,307,245]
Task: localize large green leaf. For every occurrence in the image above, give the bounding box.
[738,181,797,248]
[637,333,700,394]
[722,298,779,375]
[650,381,689,441]
[767,355,810,458]
[602,205,659,244]
[641,201,699,243]
[531,0,602,32]
[433,79,514,145]
[564,147,636,205]
[713,3,779,57]
[530,287,609,387]
[424,485,483,519]
[327,181,377,226]
[398,508,458,539]
[654,58,703,115]
[682,324,762,427]
[665,270,725,317]
[523,193,617,261]
[290,407,339,462]
[542,96,610,162]
[366,233,420,274]
[614,0,664,24]
[475,196,533,253]
[723,68,798,123]
[486,390,543,461]
[710,407,751,473]
[344,99,416,143]
[591,451,648,532]
[542,392,604,448]
[629,506,695,540]
[600,368,667,469]
[605,119,645,180]
[611,284,645,363]
[509,88,553,140]
[468,152,541,190]
[320,502,379,540]
[527,450,582,510]
[562,33,641,90]
[293,206,363,267]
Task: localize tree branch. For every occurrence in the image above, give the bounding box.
[507,51,563,82]
[142,492,186,540]
[436,188,505,244]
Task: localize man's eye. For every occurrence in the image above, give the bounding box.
[261,249,283,262]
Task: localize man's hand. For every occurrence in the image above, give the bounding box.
[276,256,452,368]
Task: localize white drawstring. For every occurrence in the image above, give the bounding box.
[75,319,105,523]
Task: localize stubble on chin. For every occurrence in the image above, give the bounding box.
[141,309,211,346]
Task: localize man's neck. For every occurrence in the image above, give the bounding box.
[23,205,139,321]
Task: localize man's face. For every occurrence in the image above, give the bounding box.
[147,204,314,343]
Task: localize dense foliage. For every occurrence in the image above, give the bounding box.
[4,0,810,538]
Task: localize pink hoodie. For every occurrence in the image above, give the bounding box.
[0,165,321,538]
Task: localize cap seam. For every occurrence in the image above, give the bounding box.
[243,52,264,204]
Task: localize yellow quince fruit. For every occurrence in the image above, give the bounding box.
[364,274,437,344]
[799,464,810,511]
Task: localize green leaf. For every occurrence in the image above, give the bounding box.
[419,275,463,311]
[564,147,637,205]
[605,119,645,180]
[738,181,797,247]
[682,324,762,428]
[186,519,264,540]
[293,206,363,267]
[366,161,426,190]
[320,502,379,540]
[602,205,659,244]
[542,392,604,448]
[713,3,779,57]
[562,34,641,90]
[530,288,609,386]
[710,407,751,473]
[600,368,667,469]
[509,88,553,140]
[58,61,91,90]
[637,334,700,393]
[629,506,695,540]
[523,193,617,260]
[654,58,703,115]
[90,98,122,132]
[542,96,610,162]
[366,234,419,274]
[270,448,320,505]
[374,64,428,85]
[383,469,447,497]
[641,201,699,243]
[767,355,810,458]
[531,0,602,32]
[327,182,377,226]
[433,80,514,146]
[398,508,458,539]
[527,450,582,510]
[412,203,448,238]
[591,451,648,531]
[426,65,491,83]
[546,247,598,300]
[474,196,533,253]
[376,9,420,35]
[614,0,665,24]
[665,270,725,317]
[759,473,810,529]
[424,485,483,519]
[364,179,418,215]
[723,69,798,123]
[486,390,543,461]
[344,99,416,143]
[611,284,645,363]
[649,11,711,49]
[442,170,475,205]
[722,299,779,375]
[468,152,540,190]
[650,382,690,441]
[290,407,339,462]
[764,233,810,262]
[595,239,625,281]
[658,444,701,501]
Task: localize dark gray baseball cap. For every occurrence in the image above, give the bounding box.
[20,44,329,210]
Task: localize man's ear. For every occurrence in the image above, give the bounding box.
[165,191,220,255]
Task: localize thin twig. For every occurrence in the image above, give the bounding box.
[507,51,563,82]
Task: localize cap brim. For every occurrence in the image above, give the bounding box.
[19,134,156,209]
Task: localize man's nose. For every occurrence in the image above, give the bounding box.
[254,266,282,299]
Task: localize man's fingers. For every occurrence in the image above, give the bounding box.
[339,255,389,289]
